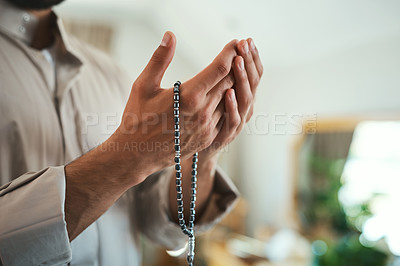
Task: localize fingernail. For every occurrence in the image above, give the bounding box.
[243,41,249,54]
[250,39,256,51]
[238,57,244,70]
[161,32,171,47]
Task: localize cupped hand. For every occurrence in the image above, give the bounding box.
[197,38,263,163]
[110,31,240,183]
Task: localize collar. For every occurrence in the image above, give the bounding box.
[0,0,83,100]
[0,0,39,45]
[0,0,80,57]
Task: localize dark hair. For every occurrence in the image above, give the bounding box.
[5,0,65,10]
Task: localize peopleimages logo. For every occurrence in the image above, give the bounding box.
[81,112,318,136]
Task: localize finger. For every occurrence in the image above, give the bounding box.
[201,99,224,143]
[204,100,224,150]
[238,39,260,94]
[206,71,235,111]
[232,56,252,122]
[212,89,241,148]
[210,99,225,128]
[247,38,263,78]
[185,39,238,94]
[140,31,176,88]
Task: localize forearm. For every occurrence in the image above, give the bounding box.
[64,134,148,241]
[168,153,219,224]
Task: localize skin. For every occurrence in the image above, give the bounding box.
[24,8,263,241]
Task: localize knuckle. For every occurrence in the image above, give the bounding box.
[230,115,242,128]
[231,115,241,128]
[182,91,202,110]
[225,39,239,51]
[216,61,230,77]
[252,75,260,87]
[244,94,253,107]
[223,74,235,88]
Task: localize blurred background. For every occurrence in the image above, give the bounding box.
[56,0,400,265]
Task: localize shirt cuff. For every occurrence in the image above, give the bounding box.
[0,166,71,265]
[133,165,239,251]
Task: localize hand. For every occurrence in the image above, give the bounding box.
[174,38,263,223]
[196,38,263,162]
[107,31,240,186]
[65,31,240,240]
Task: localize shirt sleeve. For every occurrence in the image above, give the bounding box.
[133,166,240,251]
[0,166,71,265]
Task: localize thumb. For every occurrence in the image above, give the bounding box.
[141,31,176,87]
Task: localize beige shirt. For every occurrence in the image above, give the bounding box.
[0,2,239,265]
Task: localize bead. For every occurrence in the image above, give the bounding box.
[184,229,191,236]
[173,81,198,263]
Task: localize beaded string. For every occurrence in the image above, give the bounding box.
[173,81,198,266]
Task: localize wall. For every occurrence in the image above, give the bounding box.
[240,34,400,233]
